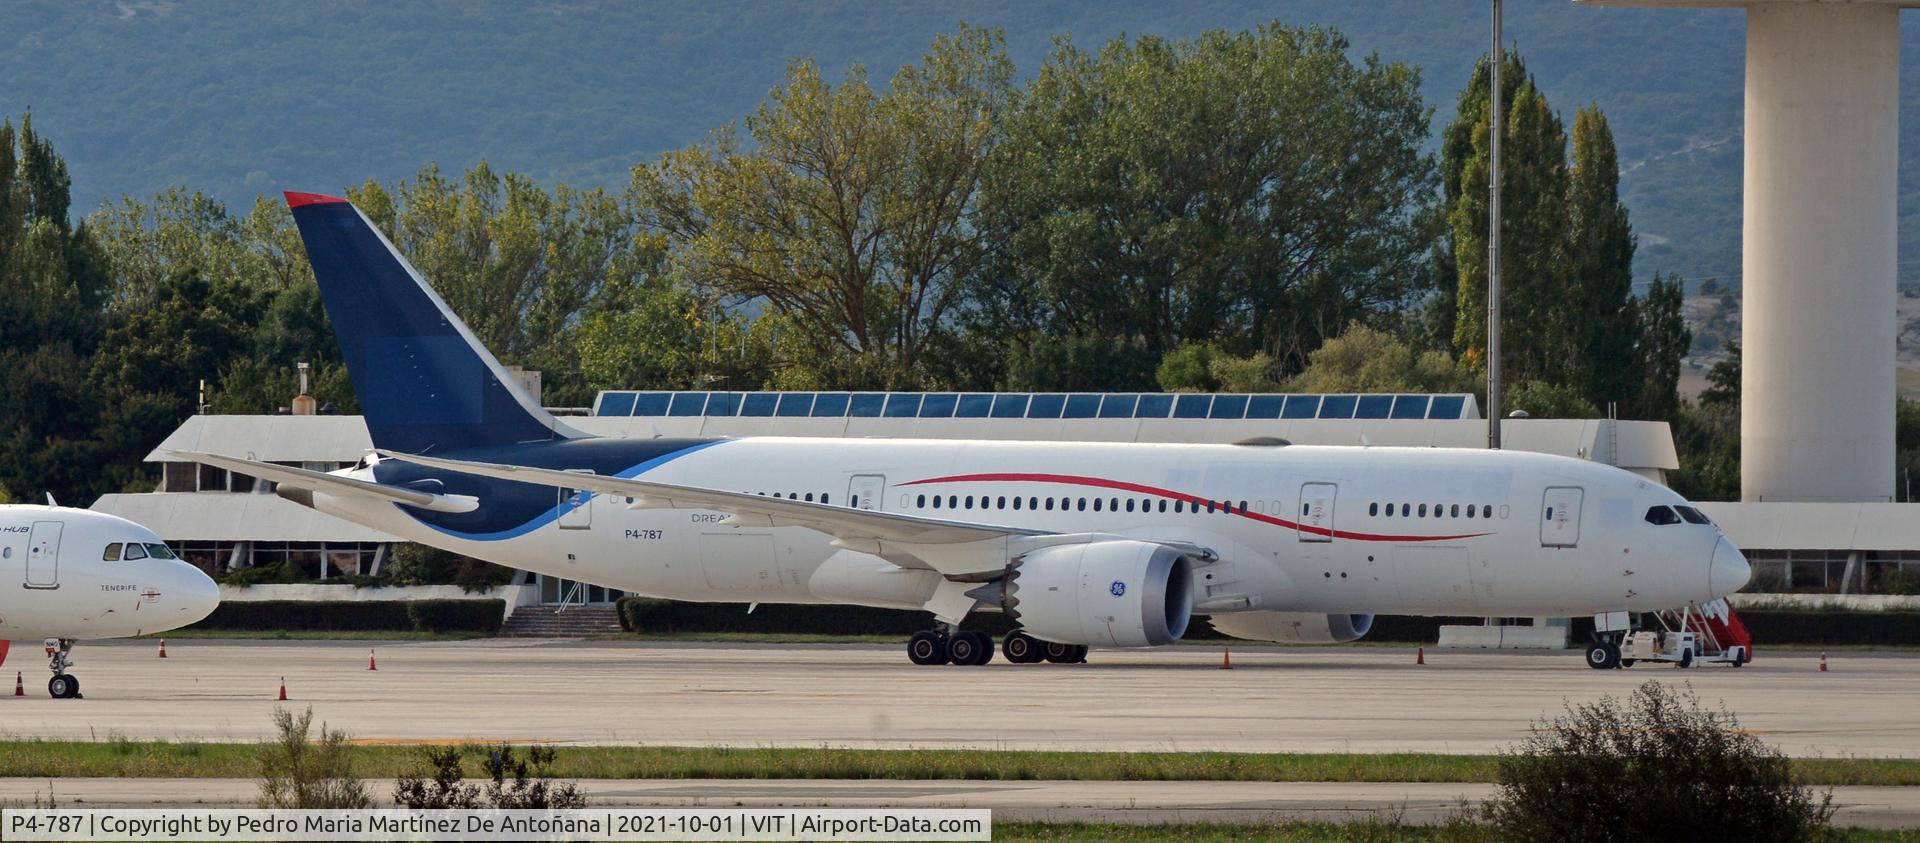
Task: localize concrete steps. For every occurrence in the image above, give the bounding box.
[497,605,623,637]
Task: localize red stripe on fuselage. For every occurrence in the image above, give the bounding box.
[899,472,1491,543]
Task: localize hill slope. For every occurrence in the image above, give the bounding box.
[5,1,1918,286]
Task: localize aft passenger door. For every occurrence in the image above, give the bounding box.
[25,520,61,589]
[1297,483,1335,543]
[1540,487,1584,548]
[558,469,594,530]
[847,475,886,511]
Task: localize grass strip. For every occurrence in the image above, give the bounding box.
[2,741,1918,787]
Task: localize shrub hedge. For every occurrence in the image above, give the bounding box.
[189,600,503,633]
[408,600,505,633]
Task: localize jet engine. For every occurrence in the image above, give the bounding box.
[994,540,1194,647]
[1206,611,1374,644]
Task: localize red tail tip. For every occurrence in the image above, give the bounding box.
[284,191,348,208]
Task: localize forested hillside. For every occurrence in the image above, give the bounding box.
[7,0,1919,286]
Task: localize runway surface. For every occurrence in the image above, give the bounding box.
[3,778,1917,829]
[0,640,1914,757]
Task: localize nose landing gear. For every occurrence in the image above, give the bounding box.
[44,638,81,699]
[1584,639,1622,670]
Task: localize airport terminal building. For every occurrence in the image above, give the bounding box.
[93,389,1916,605]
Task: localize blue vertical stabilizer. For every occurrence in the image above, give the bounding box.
[285,191,570,453]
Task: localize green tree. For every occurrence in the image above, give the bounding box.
[1700,340,1741,406]
[575,280,769,392]
[1155,344,1219,393]
[1002,335,1158,393]
[351,164,650,406]
[1566,106,1641,411]
[634,25,1013,388]
[1447,52,1569,384]
[976,25,1437,373]
[0,115,111,503]
[1634,273,1691,421]
[1283,323,1477,394]
[1506,380,1600,420]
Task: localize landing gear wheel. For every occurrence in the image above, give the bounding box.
[44,639,80,698]
[1042,641,1077,664]
[1585,641,1621,670]
[948,631,993,666]
[48,675,79,699]
[1002,631,1043,664]
[1618,659,1636,669]
[1069,645,1089,664]
[907,631,950,666]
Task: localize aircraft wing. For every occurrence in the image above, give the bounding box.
[169,451,479,514]
[375,449,1049,577]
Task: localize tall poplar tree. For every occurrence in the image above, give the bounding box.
[1446,53,1569,385]
[1567,106,1640,412]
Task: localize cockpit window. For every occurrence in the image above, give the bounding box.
[123,543,149,560]
[144,543,178,560]
[1644,506,1682,526]
[102,543,123,561]
[1674,506,1711,525]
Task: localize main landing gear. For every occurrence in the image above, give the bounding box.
[1001,630,1086,665]
[44,638,81,699]
[904,628,1087,666]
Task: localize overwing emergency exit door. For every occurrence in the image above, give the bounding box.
[1540,486,1584,547]
[25,520,61,588]
[847,475,886,511]
[1298,483,1336,543]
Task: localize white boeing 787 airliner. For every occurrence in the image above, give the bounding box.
[184,192,1750,669]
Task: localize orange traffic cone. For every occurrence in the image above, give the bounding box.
[1819,653,1828,672]
[157,639,168,659]
[367,649,377,671]
[1416,647,1426,665]
[12,672,21,697]
[277,678,288,701]
[1221,647,1233,670]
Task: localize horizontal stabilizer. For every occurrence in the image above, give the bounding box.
[375,449,1045,576]
[169,452,479,514]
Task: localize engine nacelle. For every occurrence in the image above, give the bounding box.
[1206,611,1374,644]
[1004,540,1193,647]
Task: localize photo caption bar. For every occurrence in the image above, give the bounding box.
[1,808,991,841]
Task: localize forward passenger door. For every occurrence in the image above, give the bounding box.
[1540,487,1584,548]
[25,520,61,589]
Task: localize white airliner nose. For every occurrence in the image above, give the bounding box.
[1709,537,1751,598]
[170,561,221,626]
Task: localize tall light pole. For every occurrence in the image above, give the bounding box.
[1487,0,1505,450]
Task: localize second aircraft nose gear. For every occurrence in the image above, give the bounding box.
[44,638,80,699]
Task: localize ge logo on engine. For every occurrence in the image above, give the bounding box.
[1109,581,1127,597]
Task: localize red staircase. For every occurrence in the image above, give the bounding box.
[1687,599,1754,661]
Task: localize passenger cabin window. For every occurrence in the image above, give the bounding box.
[1675,505,1712,525]
[1644,506,1682,526]
[123,543,149,560]
[103,543,123,561]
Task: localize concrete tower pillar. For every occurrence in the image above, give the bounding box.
[1577,0,1908,502]
[1741,3,1898,502]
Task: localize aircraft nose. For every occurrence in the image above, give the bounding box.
[1710,537,1751,598]
[171,561,221,625]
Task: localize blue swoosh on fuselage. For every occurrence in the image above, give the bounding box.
[371,438,727,541]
